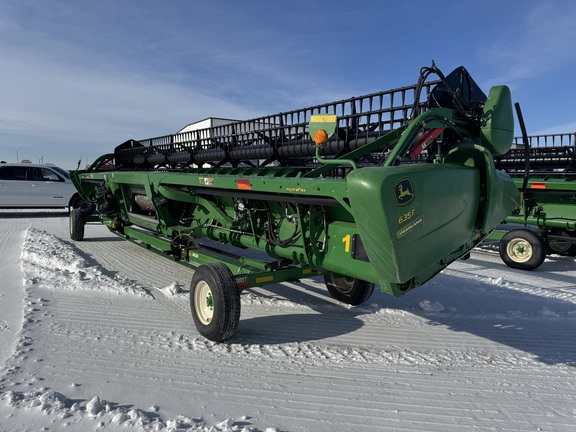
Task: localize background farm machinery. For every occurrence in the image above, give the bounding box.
[491,132,576,269]
[70,64,520,341]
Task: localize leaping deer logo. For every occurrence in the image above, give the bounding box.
[397,184,413,199]
[395,178,415,205]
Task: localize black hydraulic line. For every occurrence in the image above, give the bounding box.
[514,102,530,194]
[409,65,435,120]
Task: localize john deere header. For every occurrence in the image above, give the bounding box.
[70,63,519,342]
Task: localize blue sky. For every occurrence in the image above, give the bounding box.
[1,0,576,169]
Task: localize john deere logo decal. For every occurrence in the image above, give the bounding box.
[394,178,414,206]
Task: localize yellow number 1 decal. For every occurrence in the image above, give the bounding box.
[342,234,351,253]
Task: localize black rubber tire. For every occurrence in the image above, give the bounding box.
[189,262,240,342]
[499,229,546,270]
[70,194,96,217]
[324,273,375,306]
[69,208,85,241]
[547,229,576,257]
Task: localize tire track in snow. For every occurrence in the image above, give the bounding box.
[56,225,576,369]
[75,223,194,290]
[32,305,575,432]
[13,217,576,432]
[19,299,576,432]
[37,281,571,380]
[145,286,196,328]
[24,279,569,432]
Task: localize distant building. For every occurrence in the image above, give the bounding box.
[177,117,239,134]
[172,118,240,168]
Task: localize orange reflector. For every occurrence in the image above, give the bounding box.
[256,275,274,283]
[237,179,251,190]
[313,129,328,145]
[530,182,546,189]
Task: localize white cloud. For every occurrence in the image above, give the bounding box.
[0,40,260,167]
[534,122,576,136]
[0,2,361,169]
[482,2,576,85]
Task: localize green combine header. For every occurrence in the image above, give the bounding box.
[71,63,519,341]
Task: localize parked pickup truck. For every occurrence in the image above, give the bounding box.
[0,162,88,211]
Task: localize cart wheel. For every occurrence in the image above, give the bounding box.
[547,229,576,257]
[69,209,85,241]
[499,229,546,270]
[324,273,375,306]
[189,262,240,342]
[70,194,96,216]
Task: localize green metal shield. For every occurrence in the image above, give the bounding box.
[347,163,482,296]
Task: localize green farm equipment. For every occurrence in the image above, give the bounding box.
[70,63,519,341]
[490,132,576,269]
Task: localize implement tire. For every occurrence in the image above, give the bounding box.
[190,262,240,342]
[324,273,375,306]
[69,209,85,241]
[547,229,576,257]
[70,194,96,217]
[499,229,546,270]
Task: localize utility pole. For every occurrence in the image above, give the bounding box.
[17,147,27,163]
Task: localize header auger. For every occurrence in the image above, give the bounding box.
[71,63,519,341]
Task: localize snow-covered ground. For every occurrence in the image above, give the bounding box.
[1,209,575,432]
